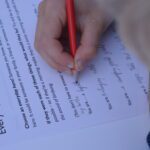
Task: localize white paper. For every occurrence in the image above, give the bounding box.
[0,0,149,146]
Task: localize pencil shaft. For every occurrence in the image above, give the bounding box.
[66,0,76,57]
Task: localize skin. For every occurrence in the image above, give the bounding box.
[35,0,150,73]
[34,0,112,74]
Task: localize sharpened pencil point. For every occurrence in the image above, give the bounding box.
[74,72,79,84]
[72,70,79,84]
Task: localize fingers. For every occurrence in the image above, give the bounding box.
[35,0,74,72]
[35,0,112,74]
[36,38,74,73]
[75,18,105,71]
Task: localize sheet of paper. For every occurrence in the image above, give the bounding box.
[0,0,149,147]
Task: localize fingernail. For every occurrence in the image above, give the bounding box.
[75,60,84,71]
[67,63,74,69]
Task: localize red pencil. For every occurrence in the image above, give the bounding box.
[66,0,79,83]
[66,0,77,58]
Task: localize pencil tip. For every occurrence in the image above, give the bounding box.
[73,71,80,84]
[75,80,78,84]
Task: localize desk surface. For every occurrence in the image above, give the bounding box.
[2,113,150,150]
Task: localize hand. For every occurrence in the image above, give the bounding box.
[117,0,150,68]
[34,0,112,73]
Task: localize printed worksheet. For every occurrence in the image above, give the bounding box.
[0,0,149,147]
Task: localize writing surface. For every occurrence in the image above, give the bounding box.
[0,0,149,146]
